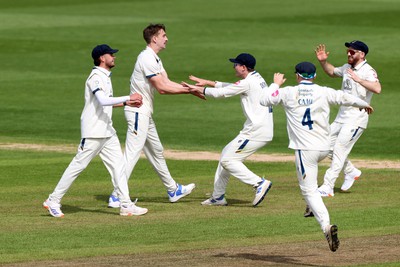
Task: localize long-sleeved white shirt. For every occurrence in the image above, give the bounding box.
[205,71,273,141]
[81,67,128,138]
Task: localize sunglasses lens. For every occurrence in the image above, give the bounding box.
[347,49,356,55]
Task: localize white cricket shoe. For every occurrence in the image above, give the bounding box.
[341,168,362,191]
[120,202,148,216]
[43,199,64,218]
[108,194,121,208]
[201,195,228,206]
[168,183,196,203]
[318,184,334,197]
[325,224,340,252]
[253,178,272,207]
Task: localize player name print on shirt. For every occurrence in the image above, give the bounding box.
[298,88,313,106]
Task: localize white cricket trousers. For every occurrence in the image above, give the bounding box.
[323,122,364,188]
[295,150,330,232]
[124,111,176,192]
[212,135,268,199]
[48,134,131,205]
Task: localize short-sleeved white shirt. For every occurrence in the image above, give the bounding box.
[260,81,369,150]
[333,60,379,128]
[125,46,165,117]
[205,71,273,141]
[81,67,116,138]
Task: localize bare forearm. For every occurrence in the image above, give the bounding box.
[358,80,381,94]
[318,60,336,77]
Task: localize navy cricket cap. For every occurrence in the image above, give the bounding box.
[91,44,119,60]
[295,62,316,79]
[229,53,256,69]
[345,40,368,55]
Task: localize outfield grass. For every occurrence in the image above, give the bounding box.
[0,0,399,158]
[0,0,399,265]
[0,149,399,264]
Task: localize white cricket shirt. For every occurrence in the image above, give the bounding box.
[205,71,273,141]
[81,67,116,138]
[260,81,370,150]
[333,60,379,128]
[125,46,165,117]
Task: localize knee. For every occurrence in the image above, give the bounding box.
[220,159,234,170]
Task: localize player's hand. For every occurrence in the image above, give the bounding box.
[130,93,142,101]
[126,99,142,107]
[347,68,361,83]
[315,44,329,62]
[190,89,206,100]
[182,82,206,100]
[128,93,143,107]
[361,105,374,114]
[273,73,286,86]
[189,75,209,86]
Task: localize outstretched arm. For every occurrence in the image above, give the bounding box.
[149,72,189,94]
[315,44,337,77]
[189,75,216,87]
[113,93,143,108]
[149,72,205,100]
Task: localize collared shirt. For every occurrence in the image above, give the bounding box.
[260,81,370,150]
[205,71,273,141]
[81,66,116,138]
[126,46,166,117]
[333,60,379,128]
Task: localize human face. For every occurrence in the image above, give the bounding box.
[153,29,168,51]
[233,63,247,78]
[346,48,364,67]
[101,53,116,70]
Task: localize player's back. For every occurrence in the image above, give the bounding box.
[280,82,332,151]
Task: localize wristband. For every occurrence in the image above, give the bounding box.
[203,87,207,95]
[123,101,127,106]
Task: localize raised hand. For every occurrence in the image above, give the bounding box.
[273,73,286,86]
[315,44,330,62]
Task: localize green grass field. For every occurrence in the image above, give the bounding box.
[1,0,399,266]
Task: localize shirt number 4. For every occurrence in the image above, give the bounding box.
[302,108,314,130]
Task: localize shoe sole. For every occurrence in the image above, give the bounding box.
[120,211,148,216]
[328,225,340,252]
[253,181,272,207]
[201,202,228,206]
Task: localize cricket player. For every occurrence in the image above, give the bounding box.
[260,62,373,252]
[315,41,381,196]
[116,24,203,207]
[184,53,273,207]
[43,44,148,217]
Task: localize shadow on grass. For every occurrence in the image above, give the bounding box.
[59,204,117,215]
[94,194,254,206]
[213,252,323,267]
